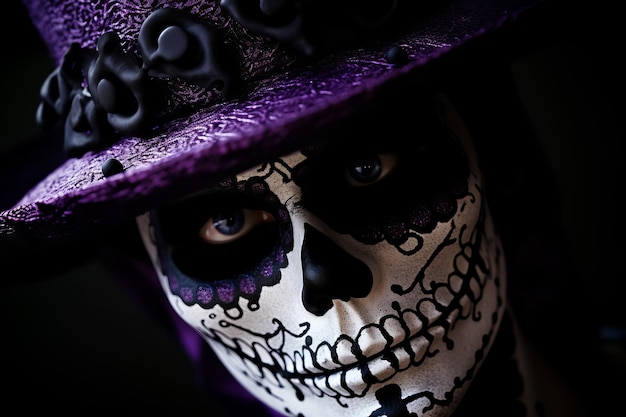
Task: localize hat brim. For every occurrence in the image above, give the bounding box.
[1,0,544,243]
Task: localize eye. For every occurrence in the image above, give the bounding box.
[199,208,275,244]
[345,153,397,186]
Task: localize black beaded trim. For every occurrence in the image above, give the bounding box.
[37,2,406,158]
[101,158,125,177]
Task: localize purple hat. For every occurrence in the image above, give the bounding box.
[1,0,545,245]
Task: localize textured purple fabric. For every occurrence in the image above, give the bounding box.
[2,0,543,242]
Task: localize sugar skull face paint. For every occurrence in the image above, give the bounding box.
[137,95,507,417]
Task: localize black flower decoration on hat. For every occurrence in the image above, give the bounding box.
[89,32,156,138]
[36,3,408,158]
[221,0,313,55]
[37,43,116,157]
[221,0,401,56]
[38,7,239,158]
[139,7,238,96]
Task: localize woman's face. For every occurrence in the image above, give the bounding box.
[137,95,507,417]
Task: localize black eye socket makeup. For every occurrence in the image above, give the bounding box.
[152,190,283,282]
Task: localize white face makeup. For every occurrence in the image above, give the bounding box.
[137,95,507,417]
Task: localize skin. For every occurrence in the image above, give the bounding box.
[135,94,568,417]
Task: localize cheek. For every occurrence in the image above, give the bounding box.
[327,173,492,324]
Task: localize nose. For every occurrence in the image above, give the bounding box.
[301,223,373,316]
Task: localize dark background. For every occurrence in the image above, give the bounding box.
[1,0,624,414]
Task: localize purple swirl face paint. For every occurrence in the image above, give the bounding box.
[137,95,508,417]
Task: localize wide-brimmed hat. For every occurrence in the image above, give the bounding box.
[1,0,547,248]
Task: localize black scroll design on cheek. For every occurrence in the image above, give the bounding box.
[37,7,240,158]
